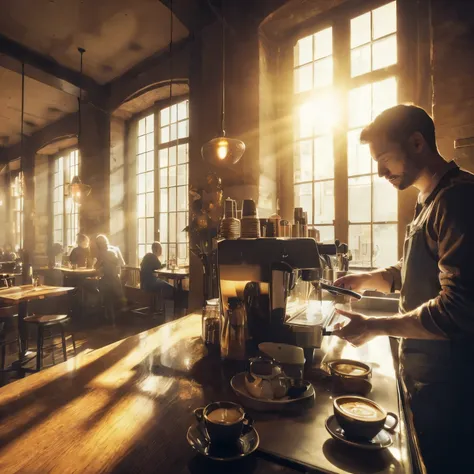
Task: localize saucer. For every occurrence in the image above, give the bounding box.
[186,422,259,461]
[325,415,393,450]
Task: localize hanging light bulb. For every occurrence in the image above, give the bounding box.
[201,6,245,165]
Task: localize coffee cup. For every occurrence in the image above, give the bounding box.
[194,401,253,445]
[328,359,372,395]
[333,395,398,440]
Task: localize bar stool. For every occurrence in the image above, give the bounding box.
[24,314,77,371]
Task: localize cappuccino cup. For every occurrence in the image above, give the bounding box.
[194,401,253,445]
[334,395,398,440]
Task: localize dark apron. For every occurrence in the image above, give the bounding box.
[399,200,474,473]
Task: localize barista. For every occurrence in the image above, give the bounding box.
[333,105,474,474]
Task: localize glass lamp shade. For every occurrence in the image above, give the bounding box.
[201,136,245,165]
[69,176,91,205]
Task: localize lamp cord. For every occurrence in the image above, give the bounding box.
[221,6,225,136]
[169,0,173,110]
[78,47,85,156]
[20,62,24,174]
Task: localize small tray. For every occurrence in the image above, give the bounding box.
[230,372,315,412]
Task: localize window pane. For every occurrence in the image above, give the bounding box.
[169,146,177,166]
[146,218,154,243]
[373,223,397,268]
[314,57,333,88]
[177,186,187,211]
[146,133,154,151]
[137,174,146,193]
[178,244,187,265]
[372,1,397,40]
[314,27,332,59]
[137,194,145,218]
[138,118,146,136]
[372,77,397,119]
[314,181,334,224]
[178,120,189,139]
[170,123,178,141]
[161,126,170,143]
[170,104,178,123]
[294,183,313,224]
[160,168,168,188]
[351,44,371,77]
[159,149,168,168]
[314,135,334,179]
[316,226,335,244]
[351,12,371,48]
[146,114,154,133]
[348,129,371,176]
[372,35,397,71]
[161,244,168,263]
[137,153,146,173]
[138,219,145,243]
[295,35,313,66]
[146,151,154,172]
[373,175,397,221]
[146,193,154,217]
[294,140,312,183]
[160,214,168,242]
[177,144,188,164]
[146,171,154,192]
[298,102,314,139]
[349,224,371,267]
[294,64,313,93]
[349,84,371,128]
[138,136,146,154]
[169,166,177,187]
[169,213,177,242]
[177,164,187,186]
[349,176,371,222]
[160,189,168,212]
[178,100,188,121]
[169,188,177,212]
[161,107,170,126]
[138,245,146,261]
[177,212,187,241]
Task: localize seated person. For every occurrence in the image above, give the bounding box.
[2,244,17,262]
[69,234,91,267]
[140,242,174,298]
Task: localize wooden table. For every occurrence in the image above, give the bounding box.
[0,285,75,362]
[59,267,98,276]
[0,312,412,474]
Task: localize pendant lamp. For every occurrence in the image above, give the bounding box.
[201,7,245,165]
[69,47,91,204]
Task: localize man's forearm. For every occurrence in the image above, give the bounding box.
[369,312,447,340]
[361,268,394,293]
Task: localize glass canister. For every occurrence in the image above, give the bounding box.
[202,298,220,346]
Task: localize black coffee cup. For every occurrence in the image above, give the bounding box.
[334,395,398,440]
[194,401,253,445]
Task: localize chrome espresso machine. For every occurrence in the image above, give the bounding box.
[217,238,360,361]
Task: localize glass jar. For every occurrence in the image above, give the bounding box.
[202,298,220,346]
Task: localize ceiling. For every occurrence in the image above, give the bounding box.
[0,0,188,84]
[0,0,193,151]
[0,66,77,147]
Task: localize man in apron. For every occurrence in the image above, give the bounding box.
[334,105,474,473]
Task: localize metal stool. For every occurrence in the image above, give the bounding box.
[24,314,77,371]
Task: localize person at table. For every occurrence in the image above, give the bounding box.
[140,242,174,298]
[69,234,91,268]
[95,234,125,308]
[333,105,474,474]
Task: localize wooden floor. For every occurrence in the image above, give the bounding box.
[1,301,186,386]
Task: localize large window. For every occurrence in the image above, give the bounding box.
[293,1,398,268]
[136,99,189,265]
[53,149,80,251]
[11,172,23,251]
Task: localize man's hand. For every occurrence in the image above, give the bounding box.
[333,309,381,346]
[333,273,371,292]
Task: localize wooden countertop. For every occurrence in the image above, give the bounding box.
[0,314,298,474]
[0,285,75,303]
[0,312,412,474]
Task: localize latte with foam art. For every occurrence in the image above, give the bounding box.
[339,400,384,421]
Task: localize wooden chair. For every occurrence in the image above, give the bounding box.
[24,314,76,371]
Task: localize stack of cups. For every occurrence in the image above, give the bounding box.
[240,199,260,238]
[221,198,241,239]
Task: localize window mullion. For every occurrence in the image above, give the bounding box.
[333,16,350,245]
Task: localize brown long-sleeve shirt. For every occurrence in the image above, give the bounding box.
[386,163,474,338]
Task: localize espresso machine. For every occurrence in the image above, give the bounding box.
[217,238,360,361]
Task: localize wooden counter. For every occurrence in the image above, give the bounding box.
[0,313,412,474]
